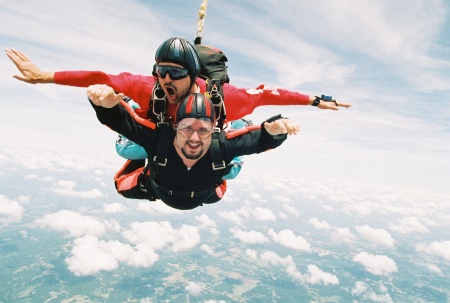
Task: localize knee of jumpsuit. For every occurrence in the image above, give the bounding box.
[115,100,148,160]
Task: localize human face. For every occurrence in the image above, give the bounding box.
[157,62,191,105]
[174,118,213,160]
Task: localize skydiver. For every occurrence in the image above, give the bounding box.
[88,85,299,210]
[5,37,351,180]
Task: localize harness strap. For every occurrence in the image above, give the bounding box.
[210,130,226,170]
[138,163,151,193]
[149,82,167,123]
[205,79,227,130]
[152,122,171,170]
[150,177,213,198]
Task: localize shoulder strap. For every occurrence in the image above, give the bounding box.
[149,122,171,177]
[205,79,227,130]
[210,131,226,170]
[209,131,233,182]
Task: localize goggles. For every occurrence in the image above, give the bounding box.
[176,126,213,139]
[153,64,189,80]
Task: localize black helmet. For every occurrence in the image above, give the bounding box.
[176,93,215,124]
[155,37,200,82]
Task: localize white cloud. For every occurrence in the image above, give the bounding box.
[416,241,450,261]
[65,235,138,276]
[355,225,395,247]
[245,249,258,260]
[200,244,216,256]
[282,203,299,217]
[426,264,442,275]
[389,216,430,234]
[235,207,251,219]
[309,218,332,230]
[259,251,302,281]
[102,202,127,213]
[331,227,357,244]
[0,194,24,225]
[195,214,216,229]
[260,251,342,286]
[136,201,182,215]
[51,179,103,199]
[17,196,30,204]
[36,210,119,237]
[273,195,291,203]
[303,264,339,286]
[248,192,265,201]
[64,220,201,275]
[353,252,398,276]
[122,221,200,253]
[185,281,204,295]
[252,206,276,221]
[308,218,357,243]
[343,201,377,217]
[351,281,368,295]
[267,229,311,252]
[218,210,243,225]
[351,281,393,303]
[229,227,269,244]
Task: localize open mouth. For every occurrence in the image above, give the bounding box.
[165,85,176,99]
[187,142,201,149]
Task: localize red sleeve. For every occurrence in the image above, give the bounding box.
[222,84,311,120]
[54,71,156,111]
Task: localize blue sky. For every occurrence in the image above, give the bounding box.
[1,0,450,193]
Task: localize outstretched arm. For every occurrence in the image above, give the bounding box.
[5,48,55,84]
[223,84,351,120]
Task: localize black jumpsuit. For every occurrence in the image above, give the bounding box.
[92,101,287,210]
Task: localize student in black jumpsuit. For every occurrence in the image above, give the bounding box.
[88,85,300,210]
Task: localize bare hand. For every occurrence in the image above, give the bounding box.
[87,84,124,108]
[264,118,300,136]
[5,48,55,84]
[317,100,352,110]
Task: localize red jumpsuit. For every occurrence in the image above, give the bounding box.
[54,71,310,121]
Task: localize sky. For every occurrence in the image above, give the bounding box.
[0,1,450,300]
[1,0,450,193]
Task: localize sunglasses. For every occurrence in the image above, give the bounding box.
[176,126,213,139]
[153,64,189,80]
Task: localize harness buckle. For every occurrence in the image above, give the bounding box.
[153,156,167,166]
[191,191,194,198]
[140,183,147,192]
[212,161,226,170]
[157,121,170,127]
[168,190,173,195]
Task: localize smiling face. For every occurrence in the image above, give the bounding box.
[157,62,195,105]
[174,118,213,161]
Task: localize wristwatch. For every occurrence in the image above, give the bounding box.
[312,96,321,106]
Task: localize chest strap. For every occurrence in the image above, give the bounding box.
[150,178,213,198]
